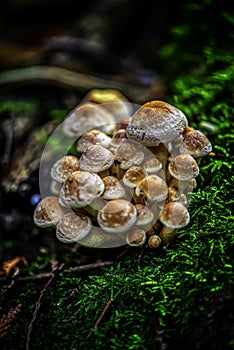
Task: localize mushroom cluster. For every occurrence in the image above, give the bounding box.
[34,89,212,249]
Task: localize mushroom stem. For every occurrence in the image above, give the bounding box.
[150,143,168,180]
[159,226,177,243]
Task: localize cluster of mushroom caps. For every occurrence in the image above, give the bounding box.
[33,89,212,249]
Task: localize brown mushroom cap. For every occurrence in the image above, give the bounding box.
[148,235,162,248]
[76,129,112,153]
[135,175,168,202]
[59,171,104,208]
[114,142,145,169]
[180,129,212,157]
[62,102,116,137]
[126,227,146,247]
[168,153,199,181]
[56,212,92,243]
[97,199,137,233]
[135,203,154,226]
[142,156,162,173]
[102,176,126,200]
[33,196,64,227]
[159,202,190,229]
[79,145,114,172]
[122,165,147,188]
[126,100,188,146]
[50,155,80,183]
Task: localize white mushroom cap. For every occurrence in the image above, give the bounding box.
[148,235,162,248]
[135,204,154,226]
[79,145,114,172]
[135,175,168,202]
[59,171,104,208]
[159,202,190,229]
[62,102,116,137]
[114,142,145,169]
[126,227,147,247]
[122,165,147,188]
[56,212,92,243]
[102,176,125,200]
[109,129,127,153]
[126,100,188,146]
[180,129,212,157]
[97,199,137,233]
[142,157,162,173]
[76,129,112,153]
[33,196,64,227]
[50,155,79,183]
[168,154,199,181]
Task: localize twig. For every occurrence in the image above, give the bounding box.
[86,299,112,339]
[0,261,114,283]
[26,263,64,350]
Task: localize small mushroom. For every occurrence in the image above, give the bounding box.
[50,155,80,183]
[59,171,104,208]
[33,196,64,227]
[114,142,145,169]
[180,129,212,160]
[56,212,92,243]
[101,176,126,200]
[62,102,116,137]
[148,235,162,249]
[168,153,199,181]
[159,202,190,229]
[79,145,114,174]
[122,165,147,188]
[142,156,162,173]
[126,227,147,247]
[135,175,168,202]
[76,129,112,153]
[126,100,188,146]
[109,128,127,153]
[97,199,137,233]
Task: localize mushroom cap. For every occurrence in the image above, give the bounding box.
[50,155,79,183]
[114,142,145,169]
[76,129,112,153]
[180,129,212,157]
[126,100,188,146]
[62,102,116,137]
[159,202,190,229]
[135,175,168,202]
[148,235,162,249]
[102,176,126,200]
[122,165,147,188]
[59,171,104,208]
[168,153,199,181]
[97,199,137,233]
[109,129,128,153]
[142,156,162,173]
[135,203,154,226]
[33,196,64,227]
[79,145,114,172]
[56,212,92,243]
[126,227,147,247]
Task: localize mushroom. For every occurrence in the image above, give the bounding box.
[126,227,147,247]
[122,165,147,188]
[108,128,128,153]
[50,155,80,183]
[180,129,212,162]
[142,156,162,173]
[56,212,92,243]
[76,129,112,153]
[126,101,188,174]
[135,175,168,203]
[59,171,104,208]
[101,176,126,200]
[79,226,126,248]
[97,199,137,233]
[159,202,190,229]
[148,235,162,249]
[168,153,199,181]
[114,141,145,170]
[79,144,114,176]
[62,102,116,137]
[33,196,65,227]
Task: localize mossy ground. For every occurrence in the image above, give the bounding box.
[0,1,234,349]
